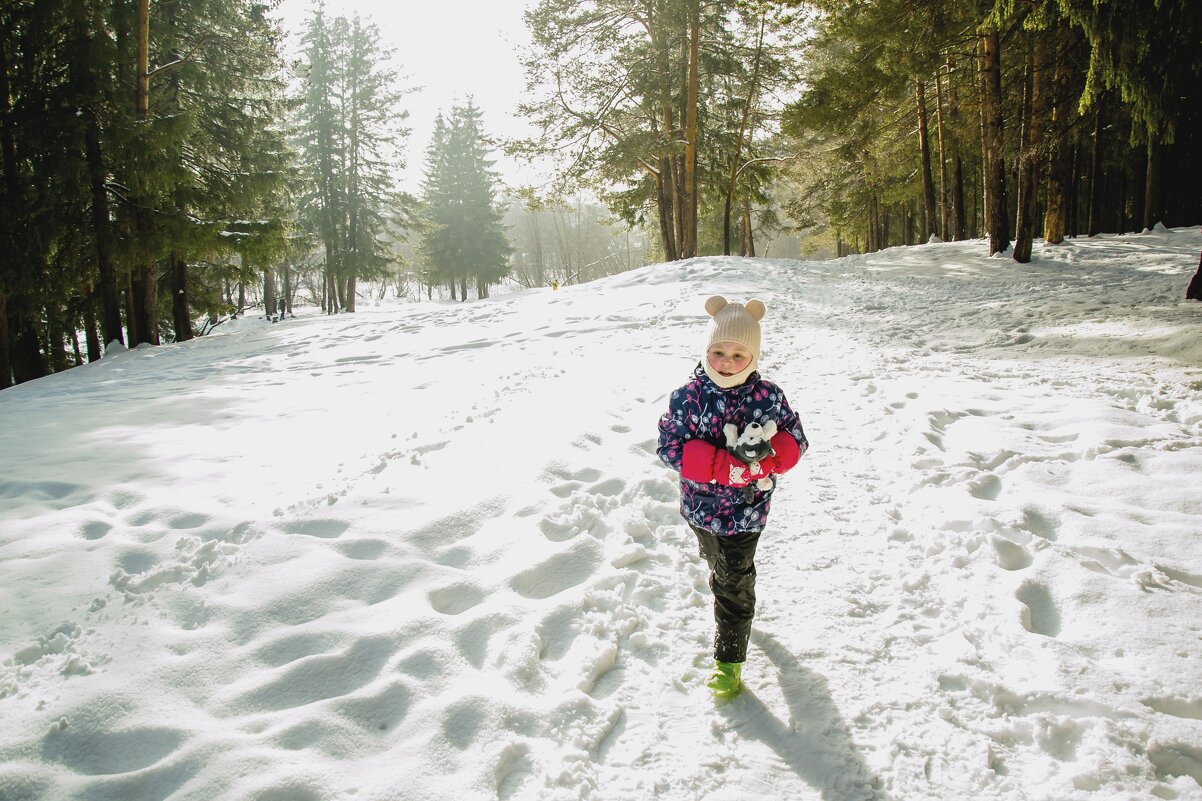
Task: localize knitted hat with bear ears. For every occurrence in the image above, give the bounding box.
[702,295,766,389]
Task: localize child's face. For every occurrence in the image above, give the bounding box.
[706,340,753,377]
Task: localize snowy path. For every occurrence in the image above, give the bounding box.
[2,230,1202,801]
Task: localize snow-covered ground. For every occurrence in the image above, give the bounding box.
[2,228,1202,801]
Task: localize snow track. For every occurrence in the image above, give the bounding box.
[2,230,1202,800]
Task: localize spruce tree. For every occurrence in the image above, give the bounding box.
[419,101,511,301]
[293,8,409,313]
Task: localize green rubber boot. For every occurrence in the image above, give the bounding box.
[705,660,743,699]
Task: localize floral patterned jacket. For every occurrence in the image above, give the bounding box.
[657,363,808,535]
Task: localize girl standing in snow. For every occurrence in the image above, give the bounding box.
[656,296,808,699]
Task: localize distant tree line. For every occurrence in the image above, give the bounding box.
[0,1,520,388]
[4,0,1199,388]
[518,0,1200,261]
[779,0,1202,260]
[0,0,292,388]
[505,193,649,288]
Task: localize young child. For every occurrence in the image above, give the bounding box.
[656,295,808,699]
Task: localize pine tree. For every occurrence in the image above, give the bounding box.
[293,7,409,313]
[419,101,512,301]
[154,0,293,339]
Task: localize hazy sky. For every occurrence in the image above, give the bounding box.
[274,0,542,193]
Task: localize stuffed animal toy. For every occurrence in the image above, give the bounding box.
[723,421,778,496]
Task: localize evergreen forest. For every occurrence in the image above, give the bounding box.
[1,0,1199,388]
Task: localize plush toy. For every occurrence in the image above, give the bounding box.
[723,421,778,494]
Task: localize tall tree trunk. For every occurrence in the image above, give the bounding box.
[0,41,14,387]
[172,255,192,341]
[10,312,46,383]
[72,0,124,348]
[1087,104,1104,235]
[1115,166,1126,233]
[656,163,678,261]
[130,0,158,345]
[934,67,950,239]
[83,295,101,361]
[863,153,882,252]
[70,318,84,366]
[980,31,1011,254]
[1132,141,1146,229]
[673,27,687,258]
[347,273,357,311]
[323,242,337,313]
[282,263,291,315]
[915,77,938,241]
[674,155,685,256]
[652,18,679,262]
[944,56,967,240]
[1143,131,1164,230]
[165,3,193,342]
[681,0,700,259]
[723,17,766,256]
[0,291,11,389]
[125,270,140,345]
[1015,33,1048,263]
[84,121,124,347]
[1043,24,1074,244]
[741,202,755,257]
[263,266,276,319]
[951,153,967,240]
[136,0,149,117]
[47,306,70,373]
[1067,141,1080,237]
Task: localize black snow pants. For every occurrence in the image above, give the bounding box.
[691,525,761,664]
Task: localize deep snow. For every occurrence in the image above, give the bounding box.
[2,228,1202,801]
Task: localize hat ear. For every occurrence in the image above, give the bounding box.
[745,299,766,321]
[704,295,728,317]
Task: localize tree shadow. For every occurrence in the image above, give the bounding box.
[717,630,888,801]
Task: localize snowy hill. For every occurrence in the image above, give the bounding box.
[2,229,1202,801]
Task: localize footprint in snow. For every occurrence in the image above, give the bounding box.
[227,635,397,714]
[333,538,388,560]
[1154,564,1202,589]
[1143,697,1202,720]
[282,518,349,539]
[510,538,604,600]
[79,520,112,540]
[428,581,486,615]
[496,743,537,801]
[1148,742,1202,788]
[1016,580,1061,637]
[968,473,1002,500]
[1072,545,1139,578]
[41,724,187,776]
[550,482,580,498]
[1018,506,1059,541]
[991,536,1033,571]
[254,631,344,668]
[538,517,582,542]
[588,478,625,497]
